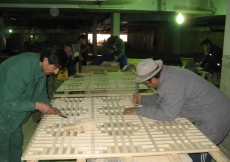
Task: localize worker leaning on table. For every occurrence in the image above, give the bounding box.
[0,46,69,162]
[124,58,230,162]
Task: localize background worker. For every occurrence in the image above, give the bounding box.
[89,36,131,71]
[0,46,69,162]
[124,58,230,162]
[197,38,222,73]
[73,34,90,66]
[64,42,78,77]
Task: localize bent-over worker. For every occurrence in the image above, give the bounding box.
[124,58,230,162]
[0,46,69,162]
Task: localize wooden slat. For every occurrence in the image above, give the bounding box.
[77,158,86,162]
[124,156,133,162]
[209,150,230,162]
[132,154,192,162]
[169,154,184,162]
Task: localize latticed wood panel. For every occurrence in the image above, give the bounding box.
[101,59,143,66]
[56,75,148,92]
[22,97,219,161]
[128,59,143,66]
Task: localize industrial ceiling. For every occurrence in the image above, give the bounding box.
[0,0,227,34]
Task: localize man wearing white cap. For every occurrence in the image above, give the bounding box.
[124,58,230,162]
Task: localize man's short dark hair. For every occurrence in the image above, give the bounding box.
[40,46,69,68]
[108,36,118,45]
[78,34,87,41]
[200,38,212,46]
[64,42,73,49]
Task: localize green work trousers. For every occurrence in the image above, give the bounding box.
[0,125,23,162]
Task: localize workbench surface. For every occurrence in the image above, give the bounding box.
[22,97,220,161]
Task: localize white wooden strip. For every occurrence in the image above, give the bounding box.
[169,154,184,162]
[124,156,133,162]
[209,150,230,162]
[77,158,86,162]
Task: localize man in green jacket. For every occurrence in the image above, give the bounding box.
[89,36,131,71]
[0,46,69,162]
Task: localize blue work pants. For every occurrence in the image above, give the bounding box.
[189,152,212,162]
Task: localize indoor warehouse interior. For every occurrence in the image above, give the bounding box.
[0,0,230,162]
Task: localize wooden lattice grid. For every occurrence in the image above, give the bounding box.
[101,59,143,66]
[22,96,219,161]
[56,75,148,92]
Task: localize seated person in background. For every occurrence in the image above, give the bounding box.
[89,36,131,71]
[73,34,90,66]
[197,38,222,73]
[64,42,82,78]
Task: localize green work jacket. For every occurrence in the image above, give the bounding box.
[103,37,125,58]
[0,52,50,132]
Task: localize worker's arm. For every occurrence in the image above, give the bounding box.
[116,39,125,58]
[124,93,160,115]
[103,42,114,54]
[37,84,52,106]
[80,45,90,54]
[137,93,185,121]
[35,102,62,115]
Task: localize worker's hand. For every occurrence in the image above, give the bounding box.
[114,56,118,61]
[109,49,115,54]
[35,102,61,115]
[123,107,137,115]
[47,107,62,115]
[79,56,84,61]
[133,93,141,105]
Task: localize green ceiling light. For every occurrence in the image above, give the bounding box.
[9,29,12,33]
[30,35,33,38]
[176,13,184,24]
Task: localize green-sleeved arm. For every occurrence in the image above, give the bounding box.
[37,84,52,106]
[103,42,113,55]
[103,38,125,58]
[116,39,125,58]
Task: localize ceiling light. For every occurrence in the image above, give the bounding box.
[176,13,184,24]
